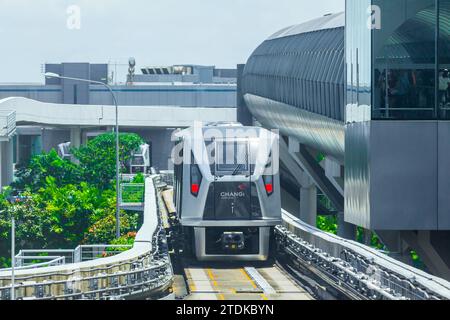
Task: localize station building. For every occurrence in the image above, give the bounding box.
[240,0,450,279]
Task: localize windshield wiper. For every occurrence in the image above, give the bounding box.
[231,163,244,176]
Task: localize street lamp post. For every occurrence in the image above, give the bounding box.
[44,72,121,239]
[11,212,15,300]
[3,203,17,300]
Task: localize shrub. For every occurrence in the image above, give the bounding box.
[72,133,144,190]
[0,132,146,262]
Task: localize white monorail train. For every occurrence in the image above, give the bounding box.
[173,122,281,261]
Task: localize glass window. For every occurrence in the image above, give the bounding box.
[346,0,372,111]
[372,0,436,120]
[215,140,250,176]
[439,0,450,118]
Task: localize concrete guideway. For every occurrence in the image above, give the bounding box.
[183,261,313,301]
[0,96,236,188]
[278,210,450,300]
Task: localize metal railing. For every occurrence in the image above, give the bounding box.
[277,210,450,300]
[0,176,173,300]
[13,245,133,269]
[3,257,66,271]
[0,110,16,138]
[158,170,174,187]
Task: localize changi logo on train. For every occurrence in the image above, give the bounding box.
[220,191,245,199]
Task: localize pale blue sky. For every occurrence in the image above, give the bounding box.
[0,0,344,83]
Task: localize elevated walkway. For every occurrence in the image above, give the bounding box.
[0,97,236,128]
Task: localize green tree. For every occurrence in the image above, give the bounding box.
[316,215,338,235]
[32,176,117,248]
[0,132,147,264]
[72,133,144,190]
[83,211,139,245]
[12,149,81,192]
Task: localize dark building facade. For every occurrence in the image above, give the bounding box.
[45,63,108,105]
[242,1,450,231]
[241,0,450,279]
[346,0,450,230]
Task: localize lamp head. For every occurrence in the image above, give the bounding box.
[44,72,60,79]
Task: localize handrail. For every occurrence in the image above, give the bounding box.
[3,257,66,271]
[14,245,133,268]
[278,210,450,300]
[0,110,16,138]
[0,176,173,300]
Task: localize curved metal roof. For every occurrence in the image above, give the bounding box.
[267,12,344,40]
[243,13,345,122]
[242,13,346,158]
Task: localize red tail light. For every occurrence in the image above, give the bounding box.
[190,156,202,197]
[191,183,200,195]
[265,183,273,194]
[263,175,274,196]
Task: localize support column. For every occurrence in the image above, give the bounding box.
[70,127,81,163]
[15,134,20,165]
[299,183,317,226]
[0,140,14,189]
[70,127,81,148]
[287,137,344,212]
[337,212,356,240]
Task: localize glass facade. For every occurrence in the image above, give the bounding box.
[439,0,450,118]
[347,0,450,120]
[373,0,436,120]
[346,0,372,110]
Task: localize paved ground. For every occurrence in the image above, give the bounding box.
[182,260,313,300]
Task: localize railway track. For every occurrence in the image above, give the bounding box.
[162,185,314,301]
[174,258,314,301]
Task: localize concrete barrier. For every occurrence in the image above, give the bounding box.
[279,210,450,300]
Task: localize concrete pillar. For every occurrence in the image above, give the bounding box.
[0,140,14,189]
[70,127,81,163]
[337,212,356,240]
[300,184,317,226]
[363,229,372,246]
[70,127,81,148]
[15,134,20,165]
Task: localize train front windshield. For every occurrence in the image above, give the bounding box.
[212,140,252,176]
[204,139,262,221]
